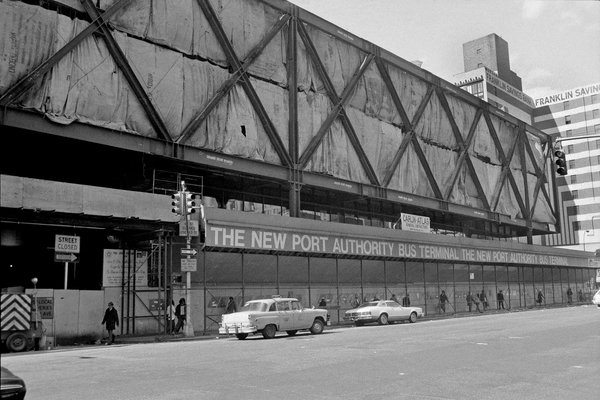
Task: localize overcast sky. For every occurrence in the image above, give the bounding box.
[288,0,600,100]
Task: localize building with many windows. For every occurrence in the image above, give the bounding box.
[453,34,535,124]
[533,83,600,252]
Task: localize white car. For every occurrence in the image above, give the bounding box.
[592,289,600,308]
[219,296,329,340]
[344,300,424,326]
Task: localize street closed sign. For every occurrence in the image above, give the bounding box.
[55,235,81,253]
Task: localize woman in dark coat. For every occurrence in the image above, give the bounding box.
[101,302,119,344]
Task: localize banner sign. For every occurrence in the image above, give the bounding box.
[534,82,600,107]
[400,213,430,233]
[102,249,148,287]
[205,224,580,267]
[484,69,535,107]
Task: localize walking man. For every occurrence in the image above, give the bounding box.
[439,290,449,313]
[101,301,119,345]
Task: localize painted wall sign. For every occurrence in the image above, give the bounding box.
[400,213,430,233]
[534,83,600,107]
[102,249,148,287]
[484,69,535,107]
[205,223,581,267]
[33,297,54,319]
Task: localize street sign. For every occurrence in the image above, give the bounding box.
[179,220,199,237]
[55,235,81,253]
[181,258,197,272]
[181,248,198,257]
[54,252,79,263]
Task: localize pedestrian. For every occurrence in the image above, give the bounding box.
[175,298,186,333]
[166,300,176,334]
[536,290,544,306]
[439,290,449,313]
[318,297,327,308]
[566,287,573,304]
[577,289,584,302]
[466,292,473,312]
[497,290,505,310]
[225,296,237,314]
[351,294,360,308]
[372,295,380,301]
[479,290,488,311]
[390,294,399,304]
[402,293,411,307]
[101,301,119,345]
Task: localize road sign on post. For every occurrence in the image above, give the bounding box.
[55,235,81,290]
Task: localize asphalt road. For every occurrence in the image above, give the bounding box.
[2,306,599,400]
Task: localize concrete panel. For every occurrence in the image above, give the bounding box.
[0,175,23,208]
[53,290,80,344]
[78,290,104,337]
[23,178,83,213]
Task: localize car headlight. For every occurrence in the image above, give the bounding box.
[359,311,371,316]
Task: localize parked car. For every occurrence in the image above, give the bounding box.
[592,289,600,308]
[344,300,423,326]
[219,296,330,340]
[1,367,26,400]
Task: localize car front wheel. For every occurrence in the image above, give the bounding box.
[262,324,277,339]
[377,313,389,325]
[309,319,324,334]
[6,332,28,352]
[409,312,417,323]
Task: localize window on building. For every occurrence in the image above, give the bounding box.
[571,190,578,199]
[571,175,577,184]
[572,221,581,231]
[595,139,600,150]
[476,48,482,54]
[565,115,571,124]
[563,100,570,110]
[568,160,576,169]
[567,144,574,153]
[593,109,600,119]
[566,130,572,137]
[592,94,598,104]
[595,125,600,134]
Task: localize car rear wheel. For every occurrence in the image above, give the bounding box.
[409,312,417,323]
[262,324,277,339]
[286,330,297,336]
[6,332,28,352]
[377,313,389,325]
[235,333,248,340]
[309,319,324,334]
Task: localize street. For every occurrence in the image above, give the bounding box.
[2,306,599,400]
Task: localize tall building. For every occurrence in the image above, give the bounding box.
[454,34,534,124]
[533,83,600,252]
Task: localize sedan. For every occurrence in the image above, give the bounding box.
[344,300,423,326]
[1,367,26,400]
[593,289,600,308]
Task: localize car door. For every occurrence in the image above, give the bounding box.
[276,300,294,330]
[386,301,404,322]
[290,300,308,329]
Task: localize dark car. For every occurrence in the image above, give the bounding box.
[1,367,26,400]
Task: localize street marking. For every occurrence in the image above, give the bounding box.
[476,342,488,345]
[508,336,523,339]
[571,365,583,369]
[398,372,405,376]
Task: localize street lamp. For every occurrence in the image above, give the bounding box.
[31,277,39,328]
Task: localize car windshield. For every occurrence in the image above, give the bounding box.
[240,301,269,312]
[357,302,379,308]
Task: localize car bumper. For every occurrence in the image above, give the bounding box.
[343,316,376,322]
[219,324,257,335]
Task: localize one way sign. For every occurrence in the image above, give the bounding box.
[55,252,79,263]
[181,248,198,257]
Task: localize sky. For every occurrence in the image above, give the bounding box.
[288,0,600,100]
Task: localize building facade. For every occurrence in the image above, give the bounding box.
[0,1,596,344]
[533,83,600,252]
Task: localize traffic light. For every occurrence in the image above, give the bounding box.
[554,149,567,176]
[185,192,196,214]
[171,191,183,215]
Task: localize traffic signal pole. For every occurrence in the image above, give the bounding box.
[180,181,195,337]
